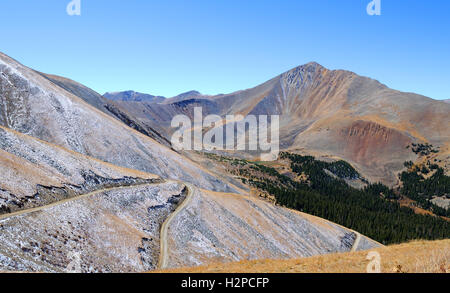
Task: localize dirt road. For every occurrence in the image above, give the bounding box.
[0,182,161,221]
[158,182,195,269]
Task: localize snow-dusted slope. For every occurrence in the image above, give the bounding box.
[0,52,235,192]
[0,181,186,272]
[0,180,380,273]
[39,73,114,116]
[0,125,159,214]
[165,188,380,268]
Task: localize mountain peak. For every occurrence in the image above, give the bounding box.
[103,91,165,103]
[304,61,324,68]
[283,62,328,77]
[173,90,202,99]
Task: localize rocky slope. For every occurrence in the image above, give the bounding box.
[161,90,206,104]
[36,74,173,148]
[159,239,449,273]
[0,126,381,273]
[39,73,115,116]
[0,52,392,273]
[0,125,159,214]
[0,52,235,192]
[109,63,450,186]
[165,187,379,269]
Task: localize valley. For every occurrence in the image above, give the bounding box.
[0,51,448,273]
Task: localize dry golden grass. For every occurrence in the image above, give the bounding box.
[156,239,450,273]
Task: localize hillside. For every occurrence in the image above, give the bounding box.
[157,239,450,273]
[0,51,447,273]
[197,153,450,244]
[104,91,165,103]
[0,51,390,273]
[0,172,381,272]
[0,125,160,214]
[0,180,186,272]
[0,52,236,193]
[163,186,379,269]
[109,63,450,186]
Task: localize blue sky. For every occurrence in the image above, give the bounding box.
[0,0,449,99]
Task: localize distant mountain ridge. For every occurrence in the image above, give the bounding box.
[103,90,206,104]
[105,62,450,186]
[104,90,165,103]
[162,90,206,104]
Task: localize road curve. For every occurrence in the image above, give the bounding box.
[0,182,162,221]
[158,181,195,269]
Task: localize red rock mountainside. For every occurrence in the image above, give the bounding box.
[107,63,450,186]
